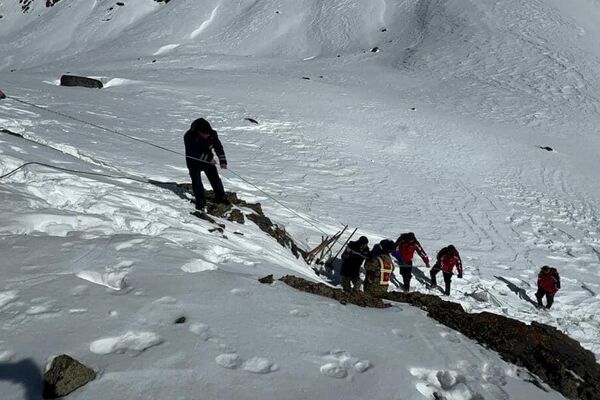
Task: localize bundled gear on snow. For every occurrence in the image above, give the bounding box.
[536,266,560,309]
[340,236,370,293]
[430,245,462,295]
[184,118,229,210]
[392,232,430,292]
[364,239,395,297]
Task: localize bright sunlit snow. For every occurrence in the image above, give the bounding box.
[2,0,600,399]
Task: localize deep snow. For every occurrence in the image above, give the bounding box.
[2,0,600,399]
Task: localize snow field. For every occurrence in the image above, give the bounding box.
[3,0,600,398]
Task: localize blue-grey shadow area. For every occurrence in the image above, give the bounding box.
[0,359,43,400]
[495,275,538,306]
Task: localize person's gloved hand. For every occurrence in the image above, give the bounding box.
[423,256,430,267]
[458,273,463,279]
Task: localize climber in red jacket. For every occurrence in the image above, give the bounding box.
[429,245,463,295]
[392,232,430,292]
[536,266,560,309]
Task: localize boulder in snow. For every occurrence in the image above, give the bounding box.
[43,355,96,399]
[60,75,103,89]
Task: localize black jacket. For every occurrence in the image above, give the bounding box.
[340,240,369,279]
[184,130,227,169]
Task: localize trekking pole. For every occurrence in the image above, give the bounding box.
[332,227,357,260]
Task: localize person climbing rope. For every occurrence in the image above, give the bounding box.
[392,232,430,292]
[429,245,462,295]
[535,265,560,309]
[340,236,370,293]
[184,118,230,210]
[364,239,395,297]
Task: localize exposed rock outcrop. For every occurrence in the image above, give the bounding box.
[280,275,390,309]
[277,274,600,399]
[43,355,96,399]
[176,186,307,260]
[384,291,600,400]
[60,75,103,89]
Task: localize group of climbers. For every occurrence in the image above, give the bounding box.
[338,231,560,306]
[339,232,464,297]
[184,117,562,307]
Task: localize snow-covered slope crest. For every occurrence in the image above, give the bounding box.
[0,0,398,66]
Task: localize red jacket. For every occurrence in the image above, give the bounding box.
[436,246,463,275]
[395,240,428,265]
[538,269,560,294]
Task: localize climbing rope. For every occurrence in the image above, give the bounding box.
[2,96,335,235]
[0,161,150,183]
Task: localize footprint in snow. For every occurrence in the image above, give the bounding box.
[89,331,163,355]
[318,350,371,378]
[189,322,213,341]
[216,353,241,369]
[242,357,279,374]
[289,309,309,317]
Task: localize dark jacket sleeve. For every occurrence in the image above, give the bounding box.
[415,240,428,262]
[212,133,227,165]
[553,270,561,289]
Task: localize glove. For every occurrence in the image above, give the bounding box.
[458,273,463,279]
[423,256,430,267]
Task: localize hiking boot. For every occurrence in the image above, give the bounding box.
[215,198,231,205]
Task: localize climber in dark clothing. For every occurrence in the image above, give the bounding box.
[184,118,229,210]
[340,236,370,292]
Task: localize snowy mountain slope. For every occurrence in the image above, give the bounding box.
[2,0,600,399]
[0,116,565,400]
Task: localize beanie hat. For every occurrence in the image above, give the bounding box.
[191,118,216,135]
[357,236,369,245]
[380,239,394,253]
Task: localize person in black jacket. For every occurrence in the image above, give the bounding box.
[184,118,229,210]
[340,236,369,292]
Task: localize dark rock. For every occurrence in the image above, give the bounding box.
[245,117,259,124]
[381,28,387,32]
[280,275,390,309]
[60,75,103,89]
[191,211,216,224]
[410,107,416,111]
[258,274,274,284]
[116,2,124,6]
[174,316,186,324]
[152,59,157,63]
[302,77,311,80]
[539,146,554,152]
[227,209,245,224]
[370,47,380,53]
[43,355,96,399]
[383,291,600,400]
[46,0,61,7]
[177,186,306,260]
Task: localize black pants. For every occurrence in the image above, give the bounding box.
[188,164,225,208]
[535,288,555,309]
[398,262,413,292]
[430,267,452,295]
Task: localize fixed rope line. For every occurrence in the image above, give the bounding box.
[0,161,151,183]
[5,96,333,235]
